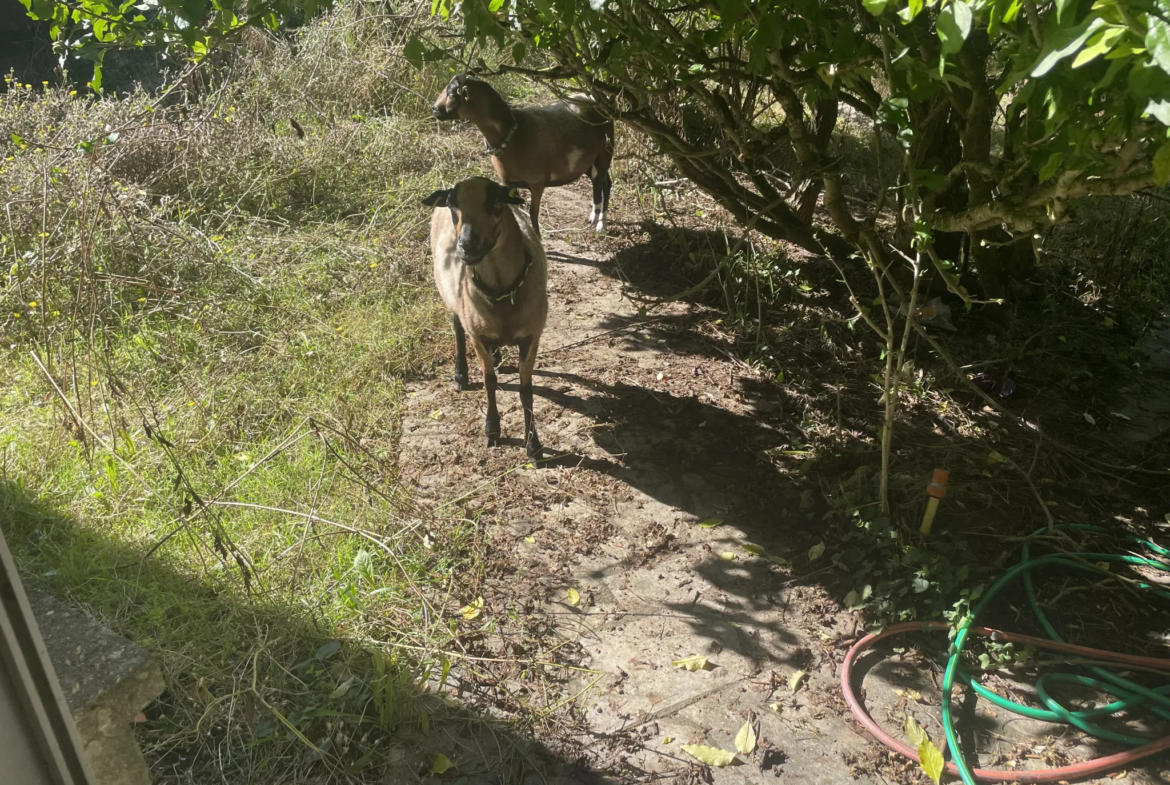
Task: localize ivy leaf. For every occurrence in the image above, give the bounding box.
[680,744,737,767]
[937,0,973,56]
[1154,143,1170,186]
[918,739,945,784]
[671,654,712,671]
[734,721,757,754]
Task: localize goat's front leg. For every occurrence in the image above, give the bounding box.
[472,337,501,447]
[452,314,470,391]
[517,335,543,461]
[528,185,544,236]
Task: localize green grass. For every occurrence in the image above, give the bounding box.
[0,5,515,781]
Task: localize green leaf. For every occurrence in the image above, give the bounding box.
[937,0,973,56]
[1072,27,1125,68]
[734,721,757,754]
[808,541,825,561]
[488,0,505,11]
[1031,17,1107,77]
[918,739,945,784]
[1053,0,1075,23]
[681,744,737,767]
[1154,143,1170,186]
[742,542,766,556]
[404,36,426,69]
[862,0,889,16]
[1148,99,1170,126]
[1038,152,1063,182]
[899,0,924,22]
[698,517,723,529]
[1148,16,1170,76]
[315,640,341,659]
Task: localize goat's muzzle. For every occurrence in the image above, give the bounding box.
[433,106,459,121]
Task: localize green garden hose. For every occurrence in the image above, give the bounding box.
[844,524,1170,783]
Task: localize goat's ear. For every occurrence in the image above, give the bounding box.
[503,188,525,206]
[421,189,451,207]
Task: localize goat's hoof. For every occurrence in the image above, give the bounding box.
[486,434,501,448]
[454,372,469,391]
[526,442,544,463]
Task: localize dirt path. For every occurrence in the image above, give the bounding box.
[394,184,1162,783]
[397,182,881,782]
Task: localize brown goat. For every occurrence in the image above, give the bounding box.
[432,74,614,236]
[423,176,549,461]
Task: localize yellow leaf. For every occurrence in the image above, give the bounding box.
[680,744,737,767]
[671,654,711,671]
[734,721,757,754]
[698,517,723,528]
[918,739,945,784]
[427,752,457,774]
[904,715,928,747]
[663,736,673,744]
[789,670,807,693]
[459,597,484,620]
[567,588,581,607]
[719,552,735,561]
[429,409,444,420]
[524,535,535,544]
[768,702,782,713]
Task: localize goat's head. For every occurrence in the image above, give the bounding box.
[432,73,482,121]
[422,177,525,265]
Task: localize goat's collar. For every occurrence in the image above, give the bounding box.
[484,114,519,156]
[471,249,534,305]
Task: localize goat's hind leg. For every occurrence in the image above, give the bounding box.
[517,335,543,461]
[472,337,501,447]
[452,314,470,391]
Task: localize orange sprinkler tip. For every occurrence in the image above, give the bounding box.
[927,469,950,499]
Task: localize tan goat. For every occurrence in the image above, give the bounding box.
[432,74,614,236]
[423,176,548,461]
